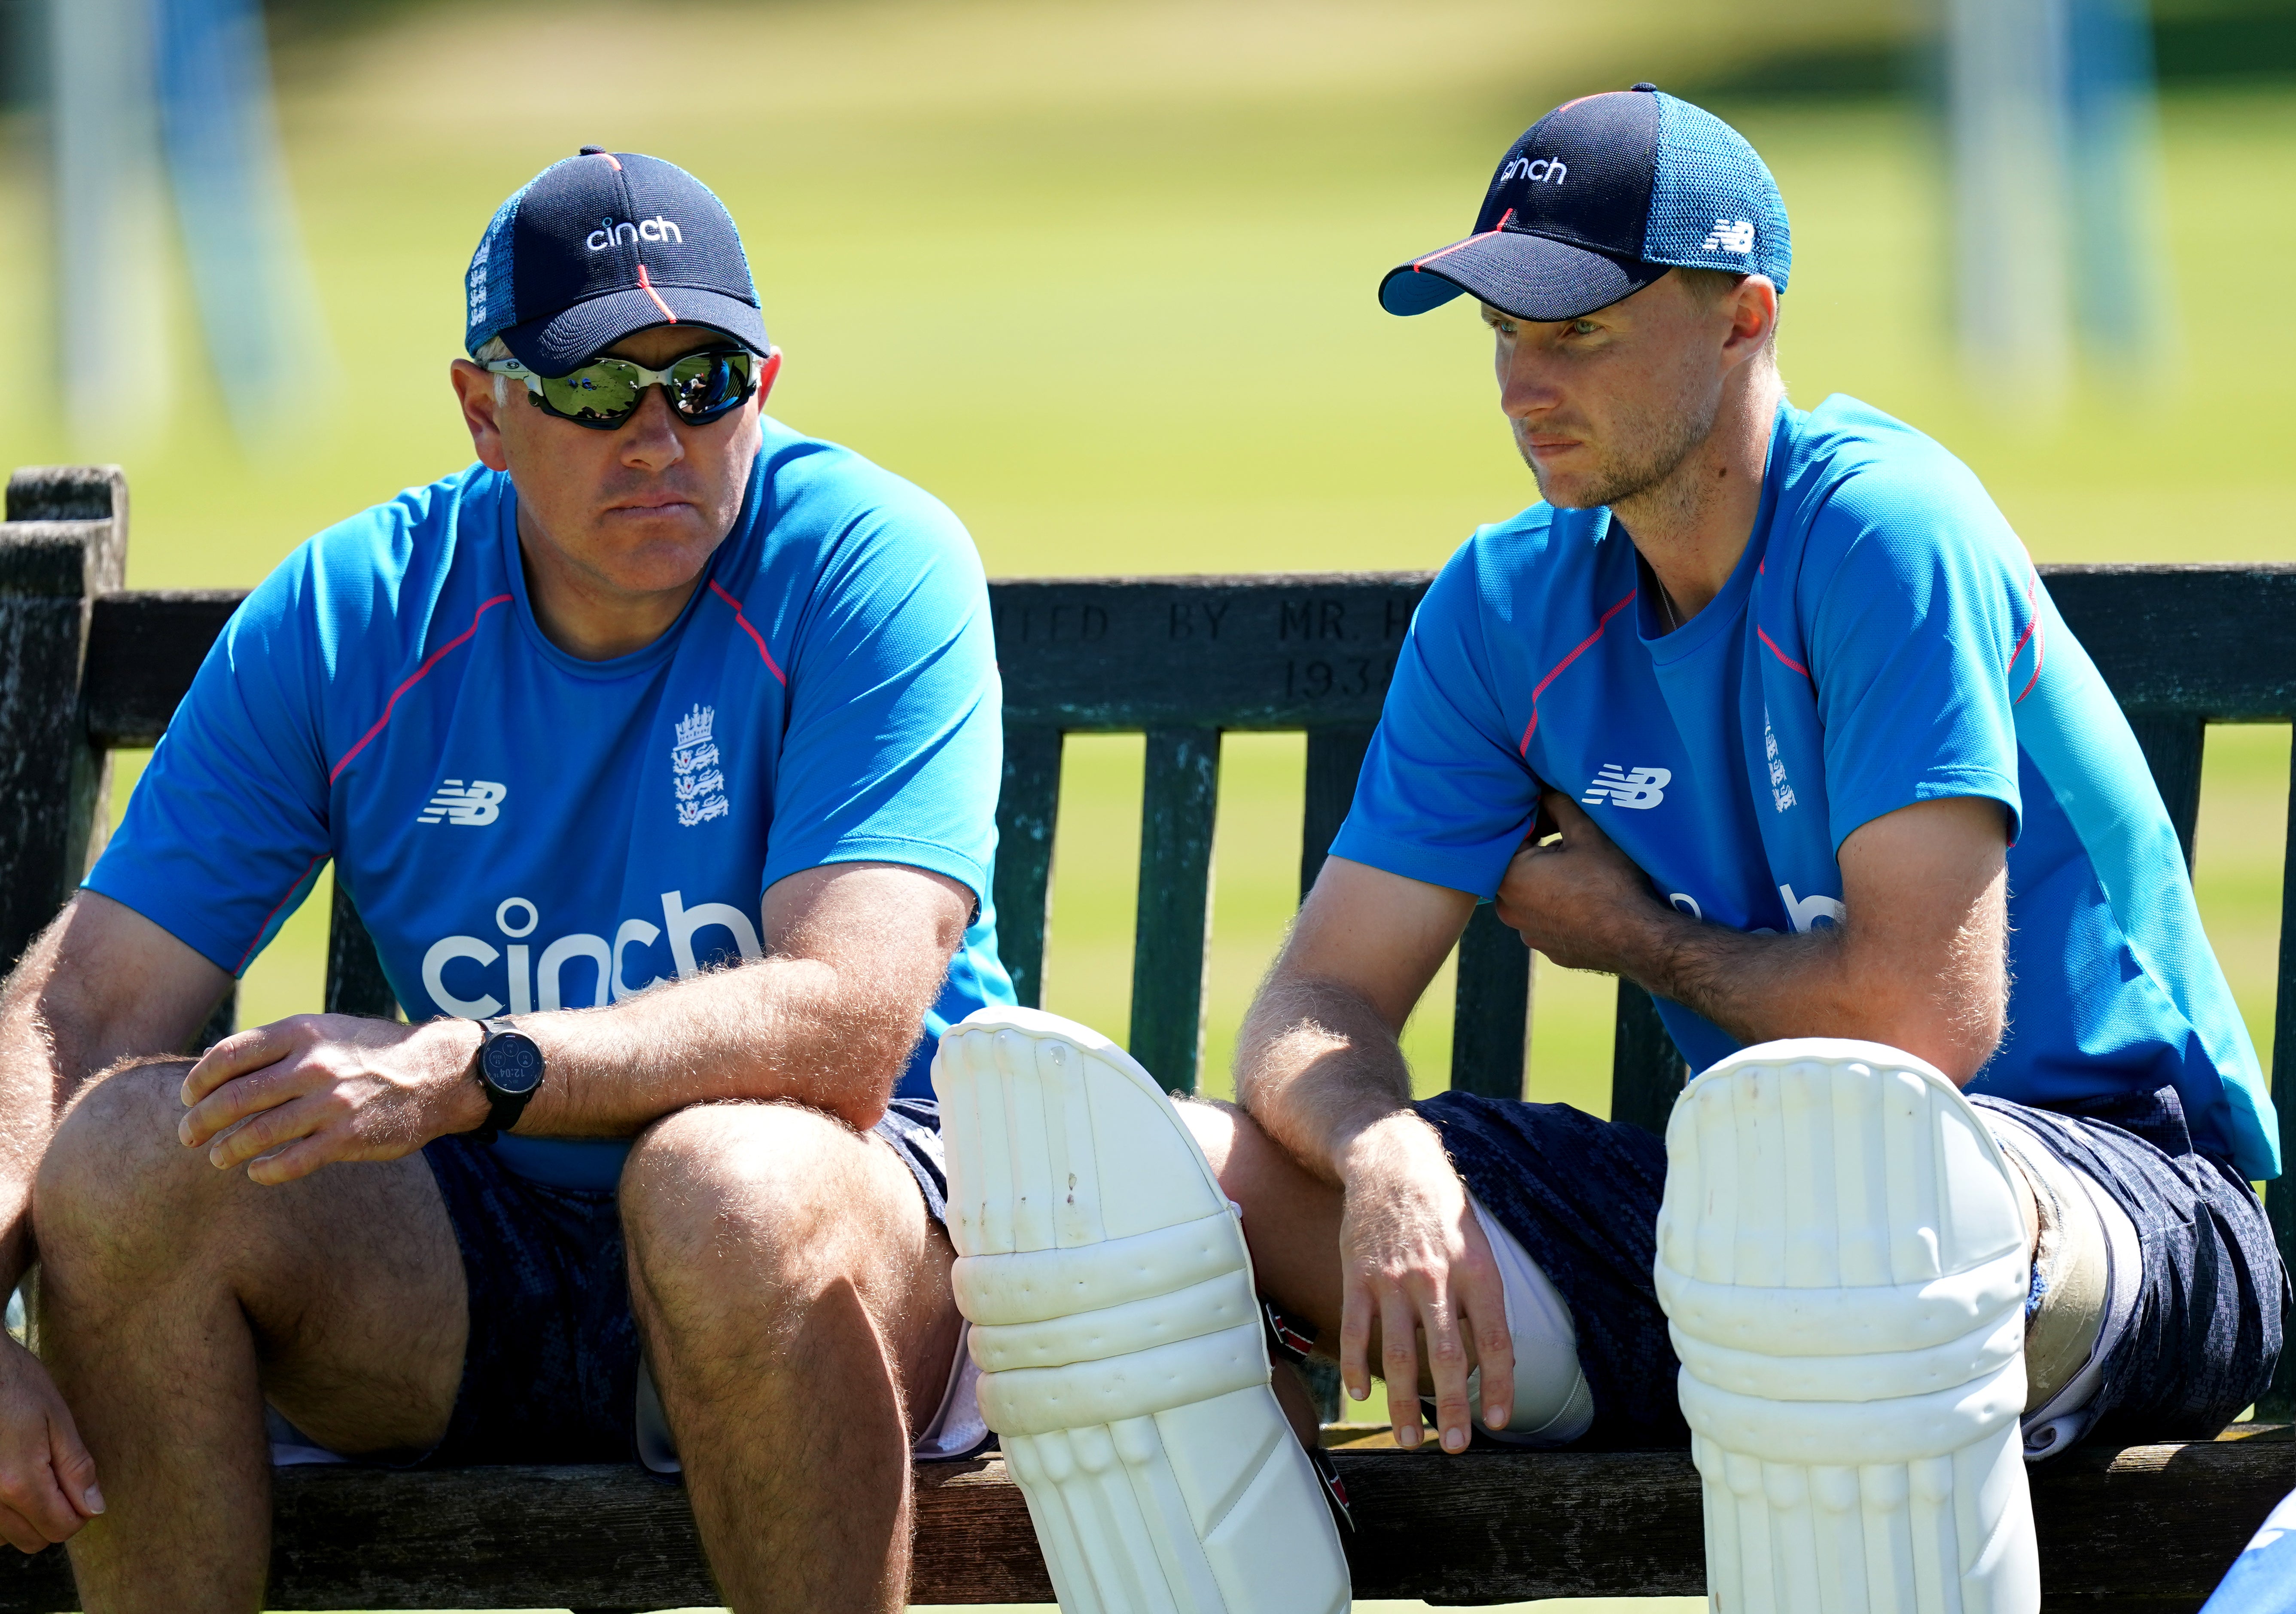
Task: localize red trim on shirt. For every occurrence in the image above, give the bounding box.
[1756,625,1810,680]
[2009,567,2044,704]
[235,851,326,974]
[1518,588,1638,756]
[706,580,787,685]
[2015,615,2046,705]
[329,594,515,784]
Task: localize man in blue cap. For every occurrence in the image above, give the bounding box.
[1153,85,2277,1610]
[1,148,1010,1609]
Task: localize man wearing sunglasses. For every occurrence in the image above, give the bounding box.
[5,148,1008,1611]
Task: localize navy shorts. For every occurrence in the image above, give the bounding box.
[411,1098,951,1468]
[1419,1081,2286,1454]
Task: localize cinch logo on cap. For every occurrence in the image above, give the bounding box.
[586,216,686,252]
[1497,154,1568,186]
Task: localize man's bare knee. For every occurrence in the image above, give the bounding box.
[36,1059,212,1273]
[621,1101,883,1306]
[1178,1095,1244,1178]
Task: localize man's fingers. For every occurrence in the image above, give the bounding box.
[0,1503,50,1555]
[1463,1275,1516,1431]
[1541,788,1599,839]
[181,1022,296,1105]
[185,1068,327,1157]
[242,1131,356,1187]
[201,1089,332,1170]
[0,1459,84,1548]
[1417,1289,1476,1454]
[46,1405,100,1519]
[1378,1289,1423,1449]
[1449,1214,1516,1431]
[1337,1281,1375,1405]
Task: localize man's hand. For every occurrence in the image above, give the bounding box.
[0,1336,99,1553]
[1494,790,1671,972]
[1333,1113,1515,1453]
[178,1016,486,1186]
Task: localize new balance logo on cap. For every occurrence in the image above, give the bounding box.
[420,779,506,826]
[1583,765,1671,809]
[1701,219,1755,254]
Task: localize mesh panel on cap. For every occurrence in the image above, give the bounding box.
[464,176,539,356]
[1641,94,1792,292]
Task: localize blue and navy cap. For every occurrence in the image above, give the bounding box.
[1379,84,1790,323]
[465,147,769,375]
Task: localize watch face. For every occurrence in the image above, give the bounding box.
[481,1031,545,1096]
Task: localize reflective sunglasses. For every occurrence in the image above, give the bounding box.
[485,345,778,430]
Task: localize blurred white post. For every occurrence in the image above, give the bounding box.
[1946,0,2075,403]
[156,0,335,445]
[49,0,174,446]
[2065,0,2175,369]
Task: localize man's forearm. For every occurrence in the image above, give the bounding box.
[1234,976,1427,1185]
[1611,907,2001,1083]
[506,949,934,1138]
[1624,911,1837,1048]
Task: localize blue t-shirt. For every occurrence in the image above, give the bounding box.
[88,418,1015,1187]
[1333,395,2278,1180]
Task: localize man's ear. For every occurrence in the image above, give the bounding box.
[449,358,512,473]
[756,346,783,408]
[1722,275,1780,369]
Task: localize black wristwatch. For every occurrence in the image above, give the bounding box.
[468,1017,545,1144]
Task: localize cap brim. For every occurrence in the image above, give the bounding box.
[502,284,771,375]
[1378,231,1668,322]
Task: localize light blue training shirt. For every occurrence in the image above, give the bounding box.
[87,418,1014,1187]
[1332,394,2277,1180]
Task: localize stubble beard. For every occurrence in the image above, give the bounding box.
[1519,390,1720,513]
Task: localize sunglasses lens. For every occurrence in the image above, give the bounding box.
[539,359,646,424]
[667,351,752,421]
[530,350,756,427]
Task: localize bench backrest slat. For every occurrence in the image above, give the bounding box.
[1449,907,1532,1098]
[1130,727,1222,1090]
[1611,982,1690,1135]
[992,726,1063,1010]
[326,881,398,1020]
[2124,713,2208,872]
[1299,726,1374,900]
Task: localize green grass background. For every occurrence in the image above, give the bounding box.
[0,0,2287,1606]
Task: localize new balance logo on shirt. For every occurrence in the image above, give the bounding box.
[1701,219,1755,254]
[419,779,506,826]
[1583,764,1671,809]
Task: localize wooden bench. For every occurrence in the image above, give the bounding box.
[0,461,2289,1610]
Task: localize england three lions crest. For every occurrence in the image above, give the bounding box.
[671,704,729,827]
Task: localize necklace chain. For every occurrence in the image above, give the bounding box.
[1655,576,1681,634]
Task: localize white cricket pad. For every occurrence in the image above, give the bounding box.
[1656,1038,2039,1614]
[934,1006,1350,1614]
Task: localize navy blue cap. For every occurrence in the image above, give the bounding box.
[1379,85,1791,323]
[464,148,768,375]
